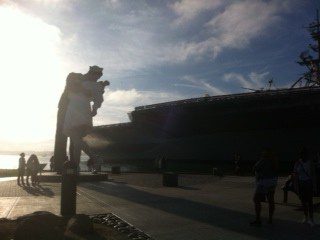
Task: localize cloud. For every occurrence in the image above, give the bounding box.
[11,0,296,69]
[94,88,187,125]
[176,75,227,95]
[56,2,172,74]
[224,71,270,90]
[104,89,142,106]
[168,0,293,61]
[169,0,223,26]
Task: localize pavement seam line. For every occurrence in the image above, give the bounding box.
[5,197,20,218]
[77,187,113,208]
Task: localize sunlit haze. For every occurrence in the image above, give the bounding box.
[0,0,318,151]
[0,3,64,150]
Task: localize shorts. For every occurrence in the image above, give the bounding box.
[298,180,313,201]
[255,178,277,195]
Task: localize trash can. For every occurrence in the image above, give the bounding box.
[162,172,178,187]
[111,166,121,174]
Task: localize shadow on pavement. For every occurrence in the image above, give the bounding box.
[21,184,55,197]
[81,182,319,240]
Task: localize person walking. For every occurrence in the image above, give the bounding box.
[293,147,315,227]
[233,152,241,175]
[26,155,34,186]
[251,149,278,226]
[282,158,299,204]
[32,155,40,185]
[17,153,26,185]
[49,156,55,172]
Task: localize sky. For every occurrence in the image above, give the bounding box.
[0,0,318,151]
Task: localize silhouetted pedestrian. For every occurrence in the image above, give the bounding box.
[32,155,40,185]
[160,156,167,172]
[315,151,320,197]
[17,153,26,185]
[49,156,55,172]
[293,147,315,227]
[251,149,278,226]
[282,158,299,203]
[87,158,94,172]
[233,152,241,175]
[26,155,34,186]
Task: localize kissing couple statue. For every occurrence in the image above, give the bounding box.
[53,65,109,173]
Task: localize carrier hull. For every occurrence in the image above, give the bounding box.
[84,87,320,172]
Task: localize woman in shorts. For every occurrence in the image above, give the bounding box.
[293,147,315,227]
[251,149,278,226]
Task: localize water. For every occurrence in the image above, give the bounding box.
[0,154,90,171]
[0,154,140,172]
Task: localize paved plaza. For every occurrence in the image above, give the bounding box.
[0,174,319,240]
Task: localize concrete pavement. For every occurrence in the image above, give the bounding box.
[0,174,319,240]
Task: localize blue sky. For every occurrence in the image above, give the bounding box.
[0,0,318,151]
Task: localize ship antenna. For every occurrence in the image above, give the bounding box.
[291,9,320,88]
[267,78,274,90]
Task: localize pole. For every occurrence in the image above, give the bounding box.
[60,160,77,216]
[317,9,320,83]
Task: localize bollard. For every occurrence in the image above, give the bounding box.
[212,168,217,176]
[61,160,77,216]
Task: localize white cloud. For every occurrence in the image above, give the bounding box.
[177,75,227,95]
[58,5,169,74]
[104,0,121,7]
[168,0,292,61]
[224,71,270,90]
[94,88,187,125]
[104,89,142,106]
[32,0,63,2]
[169,0,223,26]
[10,0,295,69]
[248,72,270,87]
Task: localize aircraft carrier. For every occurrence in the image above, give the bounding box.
[84,11,320,173]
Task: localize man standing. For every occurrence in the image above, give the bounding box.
[17,152,26,185]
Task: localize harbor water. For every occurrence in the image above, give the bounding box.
[0,154,137,172]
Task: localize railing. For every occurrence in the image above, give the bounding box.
[134,87,320,111]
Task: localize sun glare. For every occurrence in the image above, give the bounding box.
[0,4,65,146]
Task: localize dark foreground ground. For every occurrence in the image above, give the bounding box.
[0,173,319,240]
